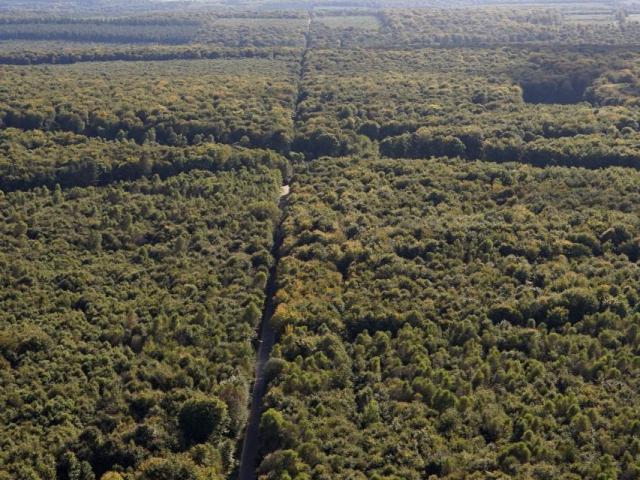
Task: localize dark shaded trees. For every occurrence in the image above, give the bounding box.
[179,397,229,445]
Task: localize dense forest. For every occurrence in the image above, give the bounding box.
[0,58,299,150]
[294,47,640,166]
[0,167,283,479]
[0,129,291,191]
[2,1,640,479]
[259,157,640,479]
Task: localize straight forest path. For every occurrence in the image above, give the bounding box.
[236,10,309,479]
[236,183,290,480]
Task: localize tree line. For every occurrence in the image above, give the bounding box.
[0,46,298,66]
[0,129,291,192]
[0,58,298,151]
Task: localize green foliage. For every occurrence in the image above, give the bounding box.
[0,129,291,191]
[4,4,640,480]
[179,397,229,444]
[259,408,290,453]
[0,168,281,478]
[135,457,201,480]
[294,47,640,167]
[258,449,309,480]
[0,57,298,151]
[100,473,124,480]
[243,302,263,327]
[259,157,640,479]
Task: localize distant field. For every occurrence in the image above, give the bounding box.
[564,12,615,24]
[211,17,309,27]
[314,5,375,10]
[489,1,615,7]
[0,20,199,44]
[316,15,381,30]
